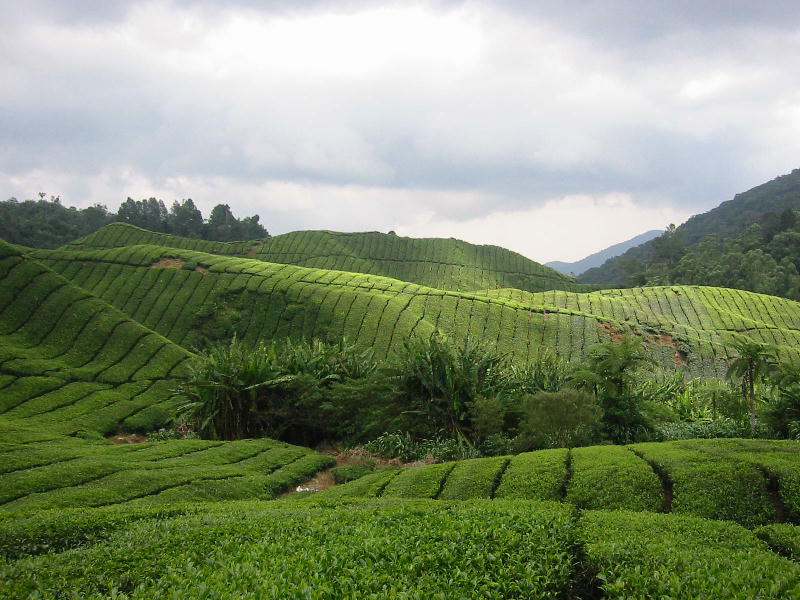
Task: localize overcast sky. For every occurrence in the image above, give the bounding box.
[3,1,800,262]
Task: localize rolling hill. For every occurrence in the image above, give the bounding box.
[29,242,800,377]
[2,226,800,597]
[67,223,591,293]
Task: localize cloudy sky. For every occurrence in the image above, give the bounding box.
[3,1,800,262]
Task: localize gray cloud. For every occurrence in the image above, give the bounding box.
[2,0,799,257]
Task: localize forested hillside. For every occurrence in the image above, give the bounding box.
[579,168,800,296]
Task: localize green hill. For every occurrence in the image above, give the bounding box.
[30,243,800,377]
[0,240,191,436]
[66,223,590,293]
[3,232,800,597]
[580,167,800,286]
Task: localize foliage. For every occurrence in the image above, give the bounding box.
[764,361,800,438]
[572,335,655,443]
[380,334,515,441]
[726,339,777,435]
[0,500,580,600]
[754,523,800,560]
[330,463,375,485]
[566,445,662,512]
[362,431,480,463]
[0,195,268,250]
[631,441,773,527]
[581,510,800,599]
[177,337,377,444]
[516,389,603,450]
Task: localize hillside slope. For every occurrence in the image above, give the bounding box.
[31,243,800,377]
[0,240,191,436]
[581,168,800,284]
[67,223,590,293]
[546,229,662,276]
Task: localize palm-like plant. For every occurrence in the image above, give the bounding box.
[386,334,513,440]
[725,339,776,436]
[571,334,653,398]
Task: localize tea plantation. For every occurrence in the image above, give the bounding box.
[25,241,800,376]
[2,229,800,597]
[66,223,590,293]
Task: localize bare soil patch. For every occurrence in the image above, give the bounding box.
[648,332,688,366]
[107,432,147,444]
[150,258,186,269]
[194,265,209,273]
[245,243,264,258]
[598,321,625,342]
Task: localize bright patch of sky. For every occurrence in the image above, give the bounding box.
[3,0,800,262]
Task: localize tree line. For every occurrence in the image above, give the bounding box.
[0,194,268,249]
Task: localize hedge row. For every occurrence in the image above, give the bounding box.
[0,433,334,513]
[0,499,580,599]
[325,439,800,526]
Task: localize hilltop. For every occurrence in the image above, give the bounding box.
[67,223,590,294]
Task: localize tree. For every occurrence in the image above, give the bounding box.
[571,335,654,443]
[206,203,241,241]
[725,340,776,435]
[168,199,204,238]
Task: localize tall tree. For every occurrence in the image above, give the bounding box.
[168,199,204,238]
[725,340,776,435]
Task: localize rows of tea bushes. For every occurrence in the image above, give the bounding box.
[0,241,191,435]
[65,222,260,255]
[0,428,332,513]
[580,509,800,598]
[323,439,800,527]
[30,243,800,375]
[254,229,590,293]
[65,223,588,293]
[1,498,797,599]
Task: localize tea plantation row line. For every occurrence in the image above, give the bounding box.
[31,244,800,376]
[325,439,800,527]
[0,432,333,513]
[66,222,259,255]
[0,242,193,434]
[1,499,797,598]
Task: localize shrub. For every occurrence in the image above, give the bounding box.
[581,510,800,599]
[516,389,603,450]
[330,464,375,485]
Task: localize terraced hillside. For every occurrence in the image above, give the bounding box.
[323,438,800,528]
[4,232,800,597]
[0,240,190,435]
[66,223,589,293]
[0,428,332,513]
[32,243,800,376]
[0,239,336,512]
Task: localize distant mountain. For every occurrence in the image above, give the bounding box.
[546,230,663,276]
[579,168,800,286]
